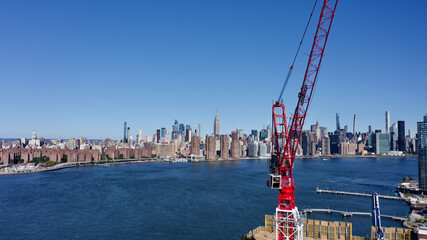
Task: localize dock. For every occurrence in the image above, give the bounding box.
[316,188,402,200]
[303,208,407,221]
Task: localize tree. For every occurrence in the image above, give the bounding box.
[402,176,409,182]
[61,154,68,163]
[409,176,414,181]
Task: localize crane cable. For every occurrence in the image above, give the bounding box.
[277,0,318,102]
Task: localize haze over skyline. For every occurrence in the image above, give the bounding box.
[1,0,426,139]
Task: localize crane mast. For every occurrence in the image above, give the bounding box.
[372,192,385,240]
[268,1,338,240]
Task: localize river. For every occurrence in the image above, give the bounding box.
[0,157,417,239]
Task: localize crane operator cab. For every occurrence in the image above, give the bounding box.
[267,154,281,189]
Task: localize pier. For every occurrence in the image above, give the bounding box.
[303,208,407,221]
[316,188,401,200]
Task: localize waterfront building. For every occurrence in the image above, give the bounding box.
[248,141,258,157]
[372,132,390,155]
[310,140,316,156]
[191,136,201,156]
[418,115,427,192]
[231,131,240,159]
[385,111,390,133]
[206,136,216,160]
[259,143,268,157]
[329,133,342,155]
[357,142,365,155]
[155,144,174,158]
[321,136,330,155]
[348,142,356,155]
[338,141,348,155]
[220,135,230,158]
[214,111,220,138]
[398,121,406,151]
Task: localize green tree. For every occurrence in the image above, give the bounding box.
[61,154,68,163]
[409,176,414,181]
[402,176,409,182]
[45,161,58,167]
[12,155,24,165]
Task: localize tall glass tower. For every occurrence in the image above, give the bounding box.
[123,121,127,143]
[418,115,427,192]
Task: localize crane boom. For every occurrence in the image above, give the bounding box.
[269,1,338,240]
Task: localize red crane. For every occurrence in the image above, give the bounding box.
[268,1,338,239]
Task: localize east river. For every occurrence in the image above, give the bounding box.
[0,157,417,239]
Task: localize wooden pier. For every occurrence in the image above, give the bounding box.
[316,188,401,200]
[303,208,407,221]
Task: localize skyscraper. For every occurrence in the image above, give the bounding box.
[398,121,405,151]
[191,136,201,156]
[220,135,230,158]
[156,129,161,144]
[214,110,220,137]
[418,115,427,192]
[196,123,201,137]
[353,114,356,140]
[161,128,167,139]
[231,131,239,159]
[123,121,128,143]
[206,136,216,160]
[385,111,390,133]
[390,123,398,150]
[137,128,142,143]
[336,113,340,131]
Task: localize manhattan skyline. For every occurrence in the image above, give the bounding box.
[0,1,426,139]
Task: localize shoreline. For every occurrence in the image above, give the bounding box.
[0,154,416,176]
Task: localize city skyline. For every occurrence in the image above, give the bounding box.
[1,1,426,139]
[2,110,420,141]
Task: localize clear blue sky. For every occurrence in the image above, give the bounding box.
[0,0,426,140]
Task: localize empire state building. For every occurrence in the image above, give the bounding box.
[214,110,220,138]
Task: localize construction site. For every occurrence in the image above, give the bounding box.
[244,215,411,240]
[257,0,415,240]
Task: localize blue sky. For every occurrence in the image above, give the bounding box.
[0,0,426,140]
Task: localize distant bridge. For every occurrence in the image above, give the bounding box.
[302,208,407,222]
[316,188,401,200]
